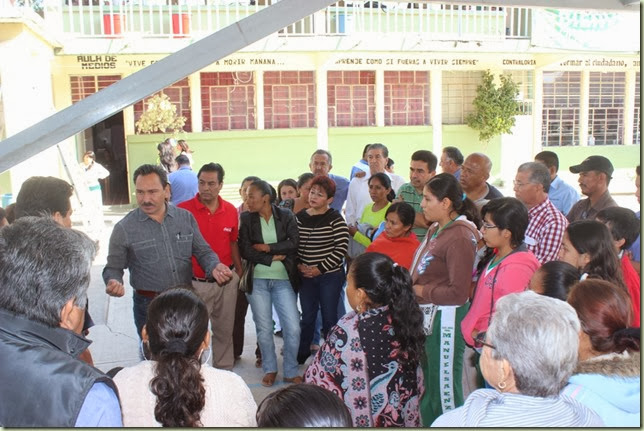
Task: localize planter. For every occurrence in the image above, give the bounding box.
[103,13,125,37]
[171,13,190,37]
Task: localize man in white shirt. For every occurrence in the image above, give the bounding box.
[345,143,400,226]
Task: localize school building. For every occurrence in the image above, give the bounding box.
[0,1,640,205]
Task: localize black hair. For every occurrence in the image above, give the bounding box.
[147,288,208,427]
[481,197,529,248]
[368,172,395,202]
[566,220,625,290]
[256,384,352,427]
[425,173,482,229]
[367,143,389,158]
[297,172,315,189]
[197,163,225,183]
[596,206,641,250]
[157,139,177,173]
[535,261,580,301]
[349,252,425,368]
[360,144,371,158]
[412,150,438,172]
[14,176,74,220]
[637,165,641,177]
[534,150,559,172]
[385,202,415,233]
[0,207,6,225]
[442,146,464,165]
[250,179,277,204]
[477,197,529,275]
[241,175,261,185]
[133,163,169,188]
[174,154,190,166]
[5,203,15,224]
[277,178,298,198]
[386,157,394,169]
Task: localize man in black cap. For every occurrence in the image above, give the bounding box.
[566,155,617,222]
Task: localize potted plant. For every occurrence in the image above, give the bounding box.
[466,70,520,144]
[135,93,186,135]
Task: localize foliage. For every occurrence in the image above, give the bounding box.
[466,70,520,143]
[135,93,186,135]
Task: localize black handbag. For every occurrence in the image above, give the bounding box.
[239,259,254,294]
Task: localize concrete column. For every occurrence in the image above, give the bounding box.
[579,70,590,147]
[533,69,543,155]
[623,70,636,145]
[188,72,202,132]
[375,69,384,127]
[256,71,265,130]
[316,69,328,150]
[430,70,442,155]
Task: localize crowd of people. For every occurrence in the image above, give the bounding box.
[0,141,640,427]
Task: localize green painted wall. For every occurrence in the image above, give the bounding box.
[547,145,641,171]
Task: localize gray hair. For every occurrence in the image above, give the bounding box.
[0,217,97,327]
[367,143,389,158]
[488,290,580,397]
[518,161,551,193]
[310,149,333,165]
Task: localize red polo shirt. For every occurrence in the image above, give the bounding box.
[179,194,238,278]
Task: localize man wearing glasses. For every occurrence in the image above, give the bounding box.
[514,162,568,264]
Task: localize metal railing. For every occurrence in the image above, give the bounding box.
[4,0,533,40]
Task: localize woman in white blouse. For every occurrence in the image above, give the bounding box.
[114,288,256,427]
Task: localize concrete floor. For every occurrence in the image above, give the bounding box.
[82,206,314,407]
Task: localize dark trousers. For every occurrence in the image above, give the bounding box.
[298,268,345,359]
[133,292,154,339]
[233,289,249,358]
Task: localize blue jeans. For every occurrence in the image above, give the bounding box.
[133,291,155,339]
[246,278,301,378]
[298,268,345,359]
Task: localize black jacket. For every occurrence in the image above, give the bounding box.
[0,309,118,427]
[239,205,300,291]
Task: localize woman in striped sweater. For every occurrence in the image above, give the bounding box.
[296,175,349,364]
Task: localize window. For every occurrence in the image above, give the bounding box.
[134,78,192,133]
[70,75,120,103]
[441,71,483,125]
[200,72,255,131]
[264,71,315,129]
[503,70,534,115]
[542,71,581,146]
[588,72,625,146]
[327,71,376,127]
[384,71,430,126]
[633,72,640,145]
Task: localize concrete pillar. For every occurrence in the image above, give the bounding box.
[188,72,202,132]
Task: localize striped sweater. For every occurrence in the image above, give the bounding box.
[296,208,349,274]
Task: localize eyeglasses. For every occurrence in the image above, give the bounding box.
[481,222,499,230]
[474,332,496,350]
[513,180,532,188]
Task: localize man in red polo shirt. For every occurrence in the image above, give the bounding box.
[179,162,243,370]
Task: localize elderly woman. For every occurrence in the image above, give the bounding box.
[432,291,603,427]
[563,279,640,426]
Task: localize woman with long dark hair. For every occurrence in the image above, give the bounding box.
[305,252,425,427]
[113,288,256,427]
[239,180,301,387]
[409,173,481,426]
[348,172,393,253]
[563,279,640,426]
[462,197,540,349]
[558,220,625,289]
[529,260,580,301]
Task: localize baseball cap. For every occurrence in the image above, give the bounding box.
[569,155,614,177]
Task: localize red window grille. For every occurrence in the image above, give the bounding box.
[263,71,316,129]
[70,75,121,103]
[327,71,376,127]
[384,71,430,126]
[200,72,255,131]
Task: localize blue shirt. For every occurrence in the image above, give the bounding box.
[75,382,122,427]
[350,159,368,180]
[168,166,198,206]
[548,175,580,216]
[453,167,462,181]
[329,173,350,212]
[628,211,640,262]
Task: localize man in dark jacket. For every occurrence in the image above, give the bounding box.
[0,217,122,427]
